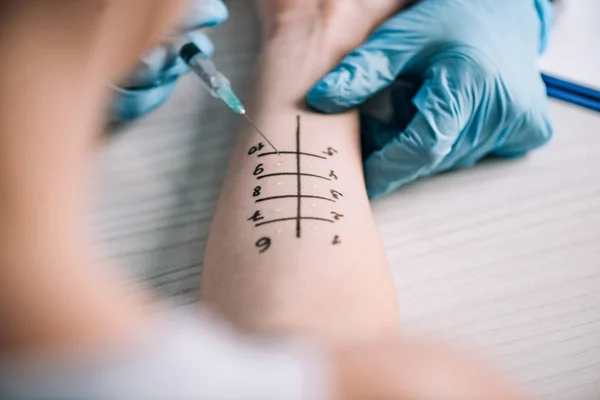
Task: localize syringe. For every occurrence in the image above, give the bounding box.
[179,42,279,154]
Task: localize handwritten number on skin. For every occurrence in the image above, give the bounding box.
[248,142,265,155]
[256,237,271,253]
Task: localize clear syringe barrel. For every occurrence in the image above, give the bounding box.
[180,42,245,114]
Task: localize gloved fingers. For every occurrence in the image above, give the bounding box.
[364,60,480,198]
[493,73,553,157]
[493,108,553,158]
[179,0,229,31]
[360,115,397,159]
[307,2,440,114]
[124,31,214,88]
[109,80,178,124]
[534,0,555,53]
[359,81,418,158]
[363,113,452,198]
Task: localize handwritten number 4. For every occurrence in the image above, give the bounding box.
[248,210,264,222]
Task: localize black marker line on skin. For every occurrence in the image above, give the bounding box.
[256,195,335,203]
[258,151,327,160]
[296,115,302,238]
[257,172,331,181]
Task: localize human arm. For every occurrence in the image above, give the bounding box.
[0,0,185,354]
[200,2,532,398]
[307,0,555,197]
[201,0,405,339]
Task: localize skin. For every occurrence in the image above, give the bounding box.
[0,0,185,355]
[202,0,408,339]
[0,1,530,399]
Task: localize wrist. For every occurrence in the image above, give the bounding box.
[253,26,345,110]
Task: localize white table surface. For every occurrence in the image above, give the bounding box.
[539,0,600,90]
[94,1,600,399]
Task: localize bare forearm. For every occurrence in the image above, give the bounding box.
[202,30,398,339]
[0,26,145,354]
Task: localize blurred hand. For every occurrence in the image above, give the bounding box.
[111,0,228,123]
[1,0,190,82]
[333,337,528,400]
[307,0,554,198]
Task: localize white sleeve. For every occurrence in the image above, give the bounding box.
[0,308,331,400]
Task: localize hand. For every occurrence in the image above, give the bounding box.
[307,0,555,198]
[333,337,527,400]
[111,0,228,123]
[253,0,411,104]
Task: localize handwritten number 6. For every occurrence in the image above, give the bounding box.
[253,164,264,176]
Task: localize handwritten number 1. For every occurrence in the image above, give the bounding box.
[248,142,265,155]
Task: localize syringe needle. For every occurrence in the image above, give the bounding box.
[242,113,280,155]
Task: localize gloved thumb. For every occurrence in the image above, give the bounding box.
[307,5,431,114]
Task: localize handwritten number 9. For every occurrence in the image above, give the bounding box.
[256,237,271,253]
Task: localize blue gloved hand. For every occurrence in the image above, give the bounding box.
[307,0,555,198]
[111,0,228,123]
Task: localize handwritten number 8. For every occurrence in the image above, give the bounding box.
[253,186,262,197]
[256,237,271,253]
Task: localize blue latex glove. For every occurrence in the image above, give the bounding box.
[307,0,555,198]
[111,0,228,123]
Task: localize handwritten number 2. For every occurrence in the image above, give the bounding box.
[256,237,271,253]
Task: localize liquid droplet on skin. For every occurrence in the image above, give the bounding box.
[312,184,317,188]
[276,181,283,186]
[311,203,317,207]
[276,162,283,167]
[308,165,314,169]
[275,208,282,212]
